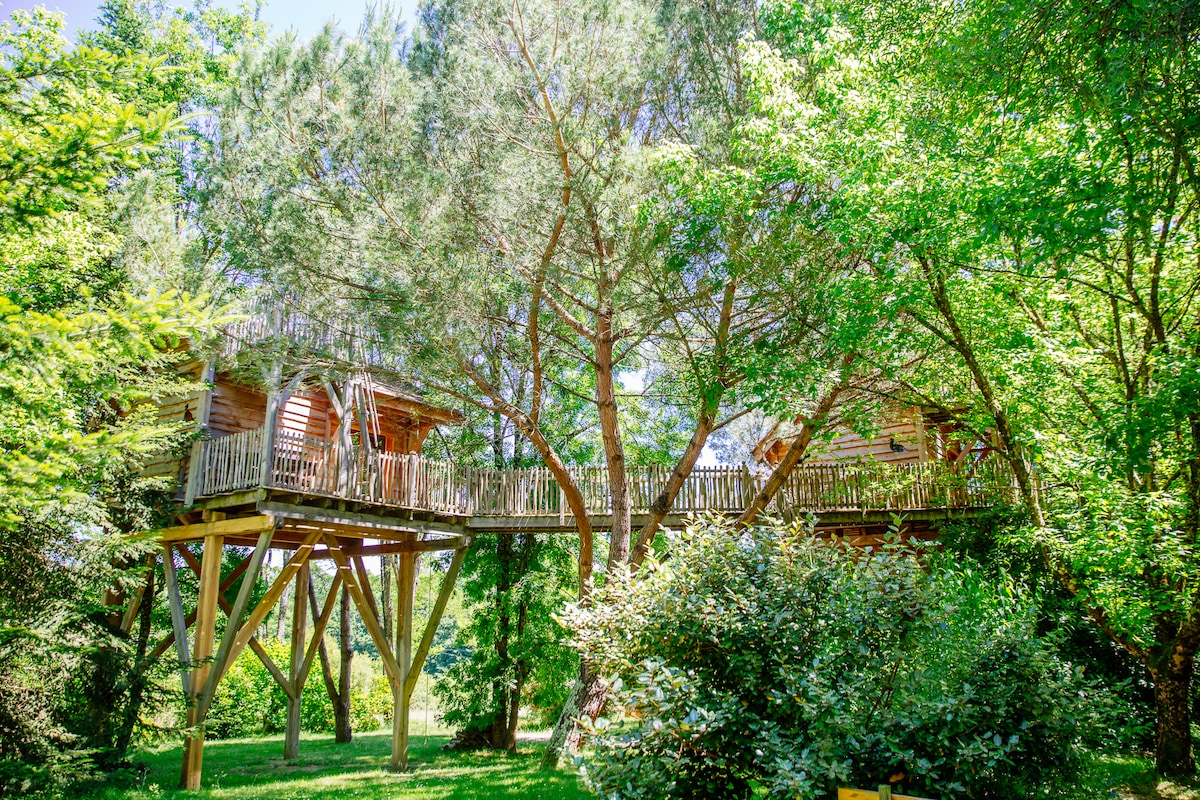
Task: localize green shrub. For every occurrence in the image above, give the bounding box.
[565,518,1092,799]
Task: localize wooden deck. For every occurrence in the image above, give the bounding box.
[190,425,1018,532]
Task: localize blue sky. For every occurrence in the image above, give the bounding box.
[8,1,418,41]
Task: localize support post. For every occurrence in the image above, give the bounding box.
[180,533,222,790]
[393,551,417,771]
[260,384,281,487]
[285,561,309,760]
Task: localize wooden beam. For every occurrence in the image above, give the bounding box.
[221,531,322,686]
[151,553,253,660]
[197,488,267,510]
[405,544,468,702]
[319,533,402,687]
[197,528,274,718]
[305,537,469,559]
[141,514,276,544]
[160,545,191,696]
[248,637,292,698]
[181,533,222,790]
[207,574,291,698]
[284,561,308,760]
[257,501,466,537]
[393,550,416,771]
[353,555,380,620]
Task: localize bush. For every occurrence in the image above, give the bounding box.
[565,518,1093,800]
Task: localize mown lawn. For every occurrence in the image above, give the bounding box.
[78,731,1200,800]
[82,731,587,800]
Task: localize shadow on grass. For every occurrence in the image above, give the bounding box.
[85,731,587,800]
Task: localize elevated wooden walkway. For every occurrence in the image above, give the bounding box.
[188,425,1017,536]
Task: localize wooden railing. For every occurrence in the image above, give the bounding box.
[195,427,1018,518]
[197,427,265,495]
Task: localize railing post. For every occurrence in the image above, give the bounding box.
[184,439,205,506]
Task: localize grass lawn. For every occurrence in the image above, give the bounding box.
[77,730,1200,800]
[1072,752,1200,800]
[82,731,588,800]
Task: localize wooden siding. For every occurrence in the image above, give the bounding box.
[811,411,928,465]
[208,380,268,436]
[141,361,208,482]
[207,377,431,453]
[761,406,932,467]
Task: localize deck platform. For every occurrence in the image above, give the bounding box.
[182,424,1016,537]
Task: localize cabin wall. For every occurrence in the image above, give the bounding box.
[333,408,434,455]
[209,379,332,440]
[279,390,333,439]
[811,411,928,464]
[207,374,434,456]
[142,361,208,485]
[208,380,267,436]
[761,406,931,467]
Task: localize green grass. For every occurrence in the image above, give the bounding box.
[82,731,588,800]
[1067,751,1200,800]
[78,731,1197,800]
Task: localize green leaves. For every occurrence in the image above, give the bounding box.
[0,291,224,522]
[0,8,181,225]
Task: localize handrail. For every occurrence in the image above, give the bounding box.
[195,426,1019,518]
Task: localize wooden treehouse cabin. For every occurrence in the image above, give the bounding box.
[752,404,1008,545]
[129,310,1018,790]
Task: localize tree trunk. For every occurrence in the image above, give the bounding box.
[307,573,340,716]
[540,664,607,769]
[595,313,632,570]
[736,385,842,528]
[630,410,718,568]
[335,585,353,743]
[631,280,738,567]
[489,533,517,752]
[1152,644,1196,776]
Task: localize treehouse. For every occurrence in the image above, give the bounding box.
[130,308,1018,791]
[135,312,477,791]
[151,365,463,519]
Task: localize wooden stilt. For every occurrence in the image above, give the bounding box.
[197,528,274,715]
[151,553,254,660]
[161,545,191,697]
[285,561,308,760]
[181,533,222,790]
[393,550,416,771]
